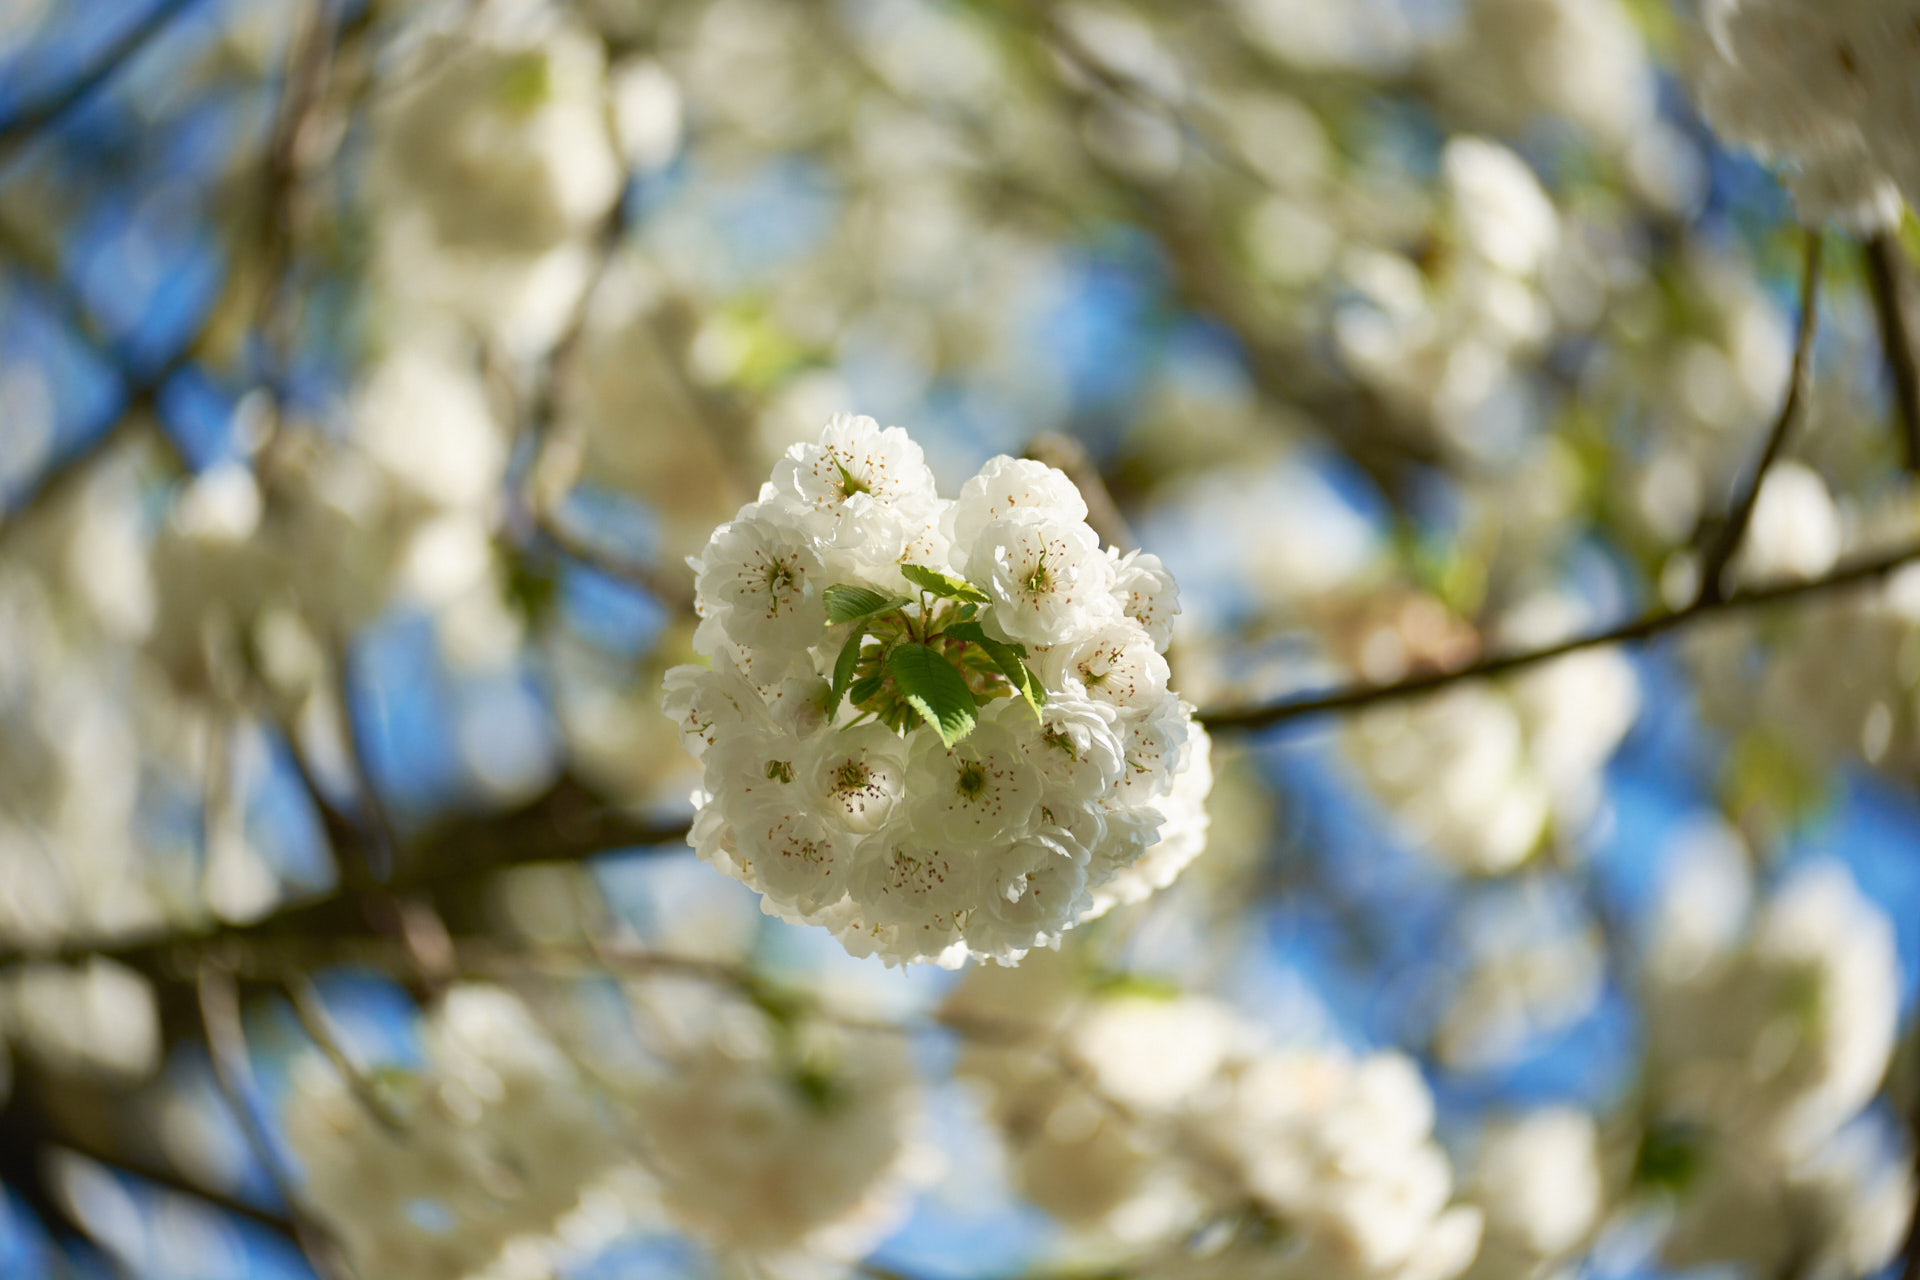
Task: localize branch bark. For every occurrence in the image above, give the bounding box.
[1196,539,1920,732]
[1696,230,1823,604]
[1865,231,1920,474]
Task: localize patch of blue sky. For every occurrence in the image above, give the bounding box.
[641,155,838,295]
[68,183,224,374]
[348,608,471,821]
[1789,771,1920,1016]
[156,366,247,469]
[0,1188,55,1280]
[868,1081,1054,1280]
[562,561,672,659]
[241,722,336,896]
[57,1158,318,1280]
[0,283,122,502]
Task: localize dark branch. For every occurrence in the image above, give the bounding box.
[1865,231,1920,475]
[0,776,692,971]
[0,0,201,169]
[1197,539,1920,733]
[1696,229,1823,604]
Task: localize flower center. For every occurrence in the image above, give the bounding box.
[956,762,989,799]
[765,758,794,784]
[832,760,871,793]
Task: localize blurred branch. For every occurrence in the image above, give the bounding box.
[1864,231,1920,475]
[1196,538,1920,733]
[195,963,356,1280]
[285,976,407,1135]
[0,0,201,169]
[0,777,692,970]
[1696,229,1823,605]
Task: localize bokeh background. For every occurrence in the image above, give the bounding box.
[2,0,1920,1278]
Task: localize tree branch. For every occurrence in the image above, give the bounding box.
[1696,229,1823,604]
[195,963,355,1280]
[1196,539,1920,733]
[1865,231,1920,475]
[0,0,202,169]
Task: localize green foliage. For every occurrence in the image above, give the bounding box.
[887,642,979,746]
[946,620,1045,718]
[828,625,868,714]
[824,584,908,625]
[901,563,991,604]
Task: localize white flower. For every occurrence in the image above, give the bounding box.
[1026,693,1127,802]
[950,455,1091,548]
[967,830,1089,962]
[690,506,828,650]
[903,703,1045,845]
[968,515,1120,648]
[802,722,910,833]
[770,412,941,522]
[1108,547,1181,648]
[1036,619,1171,711]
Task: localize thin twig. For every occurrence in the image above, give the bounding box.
[1696,229,1823,604]
[0,0,201,168]
[1865,231,1920,475]
[195,963,357,1280]
[284,975,407,1135]
[1196,538,1920,733]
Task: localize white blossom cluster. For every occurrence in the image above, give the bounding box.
[946,962,1483,1280]
[1643,864,1912,1279]
[663,414,1212,967]
[1689,0,1919,230]
[1335,137,1561,455]
[284,986,635,1280]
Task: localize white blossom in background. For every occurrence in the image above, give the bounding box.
[1344,597,1637,875]
[285,985,640,1280]
[662,414,1211,967]
[1642,863,1909,1278]
[367,7,621,352]
[1335,137,1560,455]
[1432,0,1656,146]
[1461,1109,1604,1280]
[635,1019,926,1270]
[1687,0,1915,229]
[946,961,1482,1280]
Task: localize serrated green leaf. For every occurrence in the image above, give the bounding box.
[823,583,907,625]
[847,674,885,708]
[887,643,977,746]
[828,625,868,714]
[901,563,990,603]
[945,622,1043,718]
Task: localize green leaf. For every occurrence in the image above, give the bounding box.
[828,625,868,714]
[823,584,907,625]
[945,622,1044,718]
[847,674,885,707]
[887,643,978,746]
[901,563,990,603]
